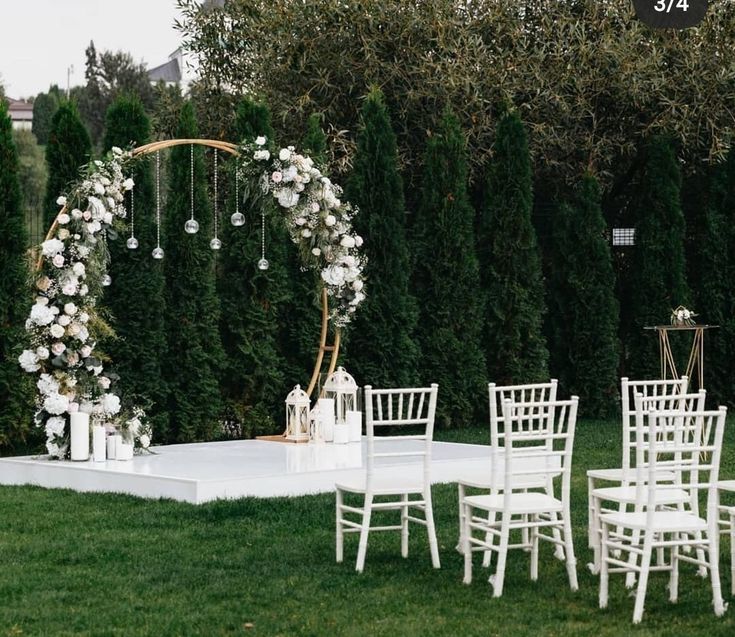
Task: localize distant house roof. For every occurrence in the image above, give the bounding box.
[7,98,33,122]
[148,57,181,84]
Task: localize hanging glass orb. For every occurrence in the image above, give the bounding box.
[230,212,245,227]
[152,247,165,260]
[184,219,200,234]
[258,258,270,271]
[210,238,222,250]
[101,274,112,287]
[126,236,139,250]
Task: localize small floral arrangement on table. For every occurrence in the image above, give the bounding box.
[670,305,698,327]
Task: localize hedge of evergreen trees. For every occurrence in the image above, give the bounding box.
[5,88,735,451]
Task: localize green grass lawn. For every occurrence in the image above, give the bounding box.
[1,419,734,637]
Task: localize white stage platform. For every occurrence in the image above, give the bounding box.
[0,439,495,504]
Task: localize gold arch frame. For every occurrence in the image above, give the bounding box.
[37,138,341,398]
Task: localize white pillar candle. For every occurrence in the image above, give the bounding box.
[106,434,119,460]
[92,424,106,462]
[70,412,90,461]
[115,437,134,461]
[346,410,362,442]
[333,423,349,444]
[318,398,335,442]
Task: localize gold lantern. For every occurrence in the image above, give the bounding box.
[285,384,310,441]
[323,366,358,425]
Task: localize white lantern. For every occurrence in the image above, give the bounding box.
[285,384,310,442]
[323,366,358,425]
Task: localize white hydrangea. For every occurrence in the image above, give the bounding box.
[102,393,121,415]
[45,416,66,438]
[30,303,55,326]
[41,238,64,257]
[37,373,59,396]
[18,350,40,372]
[43,392,70,415]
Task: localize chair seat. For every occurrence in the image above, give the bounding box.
[600,510,707,532]
[587,467,676,482]
[465,492,562,515]
[591,485,690,505]
[336,475,425,495]
[457,468,548,490]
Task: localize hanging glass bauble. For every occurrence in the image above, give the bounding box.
[101,274,112,287]
[258,258,270,271]
[126,237,139,250]
[210,238,222,250]
[230,212,245,227]
[152,247,165,260]
[184,219,200,234]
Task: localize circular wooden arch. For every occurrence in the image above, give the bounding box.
[37,138,341,398]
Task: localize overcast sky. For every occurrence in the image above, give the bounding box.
[0,0,183,99]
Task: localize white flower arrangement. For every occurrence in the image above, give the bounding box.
[670,305,698,327]
[237,137,366,326]
[18,147,152,458]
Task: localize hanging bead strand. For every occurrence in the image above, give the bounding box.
[152,150,164,259]
[126,186,138,249]
[184,145,199,234]
[257,207,269,270]
[210,148,222,250]
[230,163,244,226]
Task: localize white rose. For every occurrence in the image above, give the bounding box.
[103,212,113,225]
[57,213,70,225]
[36,346,50,360]
[100,176,111,186]
[44,392,70,415]
[71,208,83,220]
[253,150,270,161]
[67,323,81,337]
[18,350,40,372]
[80,345,92,358]
[139,434,151,449]
[294,217,307,226]
[64,303,77,316]
[324,215,336,227]
[94,183,105,195]
[312,248,322,256]
[102,393,121,415]
[58,229,70,241]
[50,324,65,338]
[79,285,89,297]
[41,238,64,257]
[51,342,66,356]
[340,236,356,248]
[276,190,299,208]
[301,229,312,238]
[255,136,266,146]
[56,196,67,206]
[353,280,364,292]
[78,312,89,324]
[57,315,71,327]
[98,376,111,390]
[112,146,123,156]
[683,310,691,319]
[72,262,86,277]
[123,178,134,191]
[279,148,291,161]
[354,235,363,247]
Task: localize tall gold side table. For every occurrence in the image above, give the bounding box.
[644,325,718,389]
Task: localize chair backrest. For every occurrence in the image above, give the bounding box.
[488,380,558,447]
[620,376,689,473]
[363,384,439,490]
[496,397,579,506]
[634,401,727,523]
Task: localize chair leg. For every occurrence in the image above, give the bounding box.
[587,476,595,550]
[336,488,344,563]
[490,512,511,598]
[530,515,539,581]
[355,494,373,573]
[625,526,642,590]
[668,535,679,603]
[633,533,654,624]
[401,493,409,558]
[456,483,466,554]
[424,488,441,569]
[463,502,473,585]
[562,507,578,592]
[730,512,735,598]
[709,529,727,616]
[481,510,497,569]
[588,494,601,575]
[599,523,610,609]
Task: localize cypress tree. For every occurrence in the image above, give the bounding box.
[301,113,328,162]
[162,102,225,442]
[101,95,168,435]
[626,135,689,379]
[0,101,33,449]
[43,103,91,230]
[413,107,486,427]
[720,148,735,405]
[346,88,419,387]
[549,175,619,416]
[219,98,290,436]
[31,91,59,145]
[479,111,548,384]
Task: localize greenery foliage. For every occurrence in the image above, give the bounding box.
[218,98,288,436]
[625,136,689,379]
[0,101,33,449]
[13,129,48,246]
[345,88,419,388]
[177,0,735,183]
[42,102,91,230]
[101,95,169,435]
[549,176,619,417]
[161,102,225,442]
[31,91,59,146]
[413,108,486,427]
[480,112,548,385]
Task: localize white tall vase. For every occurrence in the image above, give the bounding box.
[346,410,362,442]
[70,412,90,461]
[318,398,335,442]
[92,424,106,462]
